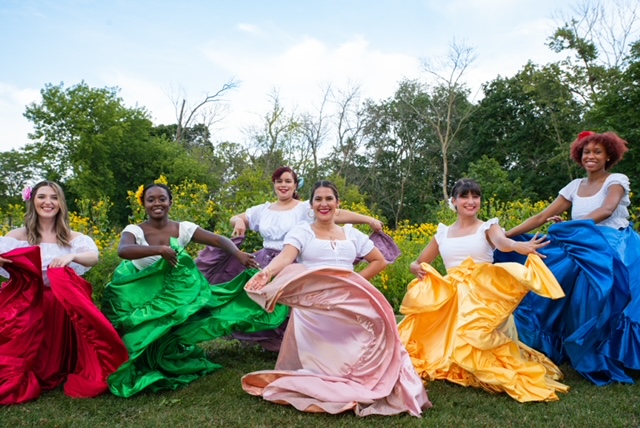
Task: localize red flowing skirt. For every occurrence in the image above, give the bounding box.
[0,246,128,405]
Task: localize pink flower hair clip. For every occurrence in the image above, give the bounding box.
[22,186,32,202]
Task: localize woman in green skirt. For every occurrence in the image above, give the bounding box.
[102,183,288,397]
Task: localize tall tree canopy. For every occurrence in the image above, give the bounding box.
[23,82,210,223]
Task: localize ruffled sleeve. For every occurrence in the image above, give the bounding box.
[246,203,269,232]
[606,173,630,195]
[344,224,375,258]
[0,237,29,278]
[71,233,99,253]
[68,234,99,276]
[479,218,500,234]
[434,223,448,245]
[178,221,199,247]
[0,236,28,254]
[558,179,582,202]
[283,222,314,252]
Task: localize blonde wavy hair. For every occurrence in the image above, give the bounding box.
[24,181,72,247]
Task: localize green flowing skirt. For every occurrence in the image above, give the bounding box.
[101,242,289,398]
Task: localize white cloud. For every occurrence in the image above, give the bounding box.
[203,35,421,143]
[237,23,262,34]
[0,83,40,151]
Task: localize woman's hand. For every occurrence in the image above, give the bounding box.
[236,251,260,269]
[546,215,563,224]
[231,215,247,237]
[369,219,383,233]
[245,268,272,291]
[512,233,550,258]
[410,261,428,280]
[0,256,12,267]
[159,245,178,267]
[49,254,75,268]
[232,223,246,237]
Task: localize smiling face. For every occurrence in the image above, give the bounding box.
[34,185,61,220]
[452,192,481,217]
[143,186,172,220]
[581,141,608,173]
[311,186,339,221]
[273,171,297,201]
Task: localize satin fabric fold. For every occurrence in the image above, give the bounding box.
[398,255,569,402]
[242,264,431,417]
[0,246,128,405]
[102,239,289,398]
[496,220,639,385]
[195,232,401,352]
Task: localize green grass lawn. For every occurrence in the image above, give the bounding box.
[2,339,640,428]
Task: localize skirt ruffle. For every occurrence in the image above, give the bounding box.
[102,239,288,398]
[0,246,128,404]
[496,220,640,385]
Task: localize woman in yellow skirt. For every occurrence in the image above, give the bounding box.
[398,178,569,402]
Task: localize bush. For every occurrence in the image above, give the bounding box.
[0,185,560,312]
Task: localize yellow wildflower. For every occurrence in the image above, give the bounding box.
[154,175,169,185]
[135,184,145,206]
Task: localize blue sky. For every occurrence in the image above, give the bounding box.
[1,0,581,152]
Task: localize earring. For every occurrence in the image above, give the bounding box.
[307,210,315,219]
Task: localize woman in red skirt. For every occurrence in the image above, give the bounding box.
[0,180,127,404]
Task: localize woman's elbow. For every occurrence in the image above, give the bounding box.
[374,259,389,274]
[88,253,100,267]
[117,246,131,259]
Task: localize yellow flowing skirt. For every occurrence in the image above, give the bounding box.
[398,255,570,402]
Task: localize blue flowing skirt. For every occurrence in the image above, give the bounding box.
[495,220,640,385]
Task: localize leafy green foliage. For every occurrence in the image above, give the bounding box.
[465,62,583,201]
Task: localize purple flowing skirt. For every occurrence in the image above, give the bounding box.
[195,232,402,352]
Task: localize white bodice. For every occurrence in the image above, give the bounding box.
[122,221,198,270]
[559,173,630,229]
[283,222,374,270]
[435,218,499,271]
[0,234,98,285]
[246,201,313,250]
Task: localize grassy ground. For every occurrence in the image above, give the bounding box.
[2,339,640,428]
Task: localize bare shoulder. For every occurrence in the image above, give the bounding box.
[69,230,84,240]
[5,227,27,240]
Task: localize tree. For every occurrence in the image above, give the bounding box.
[298,85,332,185]
[171,80,238,145]
[325,84,368,180]
[548,0,640,104]
[245,90,306,177]
[466,62,584,201]
[0,150,35,206]
[586,39,640,183]
[401,40,477,199]
[358,81,441,226]
[23,82,210,224]
[465,156,524,202]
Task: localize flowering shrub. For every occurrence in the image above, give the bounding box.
[0,204,25,236]
[0,188,581,312]
[368,221,442,311]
